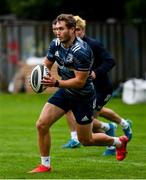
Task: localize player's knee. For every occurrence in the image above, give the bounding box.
[36,119,48,132]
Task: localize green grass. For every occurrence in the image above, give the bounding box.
[0,93,146,179]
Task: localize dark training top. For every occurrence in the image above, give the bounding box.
[46,37,95,97]
[83,36,116,93]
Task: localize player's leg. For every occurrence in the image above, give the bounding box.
[71,97,118,147]
[29,89,68,173]
[99,107,132,141]
[92,116,117,156]
[76,122,113,146]
[29,102,65,173]
[37,102,65,156]
[93,117,117,135]
[62,111,80,148]
[99,107,121,123]
[93,92,115,135]
[93,92,117,155]
[76,122,128,161]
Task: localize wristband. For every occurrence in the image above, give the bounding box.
[54,80,59,87]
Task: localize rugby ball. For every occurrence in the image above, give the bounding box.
[30,64,49,93]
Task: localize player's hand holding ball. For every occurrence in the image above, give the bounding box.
[41,76,58,87]
[30,64,50,93]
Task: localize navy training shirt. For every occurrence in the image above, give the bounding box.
[83,36,116,92]
[46,37,95,97]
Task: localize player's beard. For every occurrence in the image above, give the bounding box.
[59,36,69,44]
[60,36,73,48]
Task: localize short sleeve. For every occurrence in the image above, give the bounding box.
[46,39,59,62]
[73,45,93,71]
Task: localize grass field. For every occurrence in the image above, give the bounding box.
[0,93,146,179]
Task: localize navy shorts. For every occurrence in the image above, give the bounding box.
[48,88,96,125]
[95,90,113,111]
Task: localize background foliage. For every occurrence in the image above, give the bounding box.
[0,0,146,21]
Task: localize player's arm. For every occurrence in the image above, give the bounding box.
[92,41,116,75]
[42,57,54,71]
[42,38,57,71]
[42,70,89,88]
[57,70,89,88]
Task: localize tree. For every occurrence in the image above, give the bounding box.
[125,0,146,20]
[7,0,63,20]
[5,0,126,21]
[0,0,10,15]
[2,0,146,21]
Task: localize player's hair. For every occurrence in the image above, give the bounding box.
[56,14,76,28]
[74,15,86,29]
